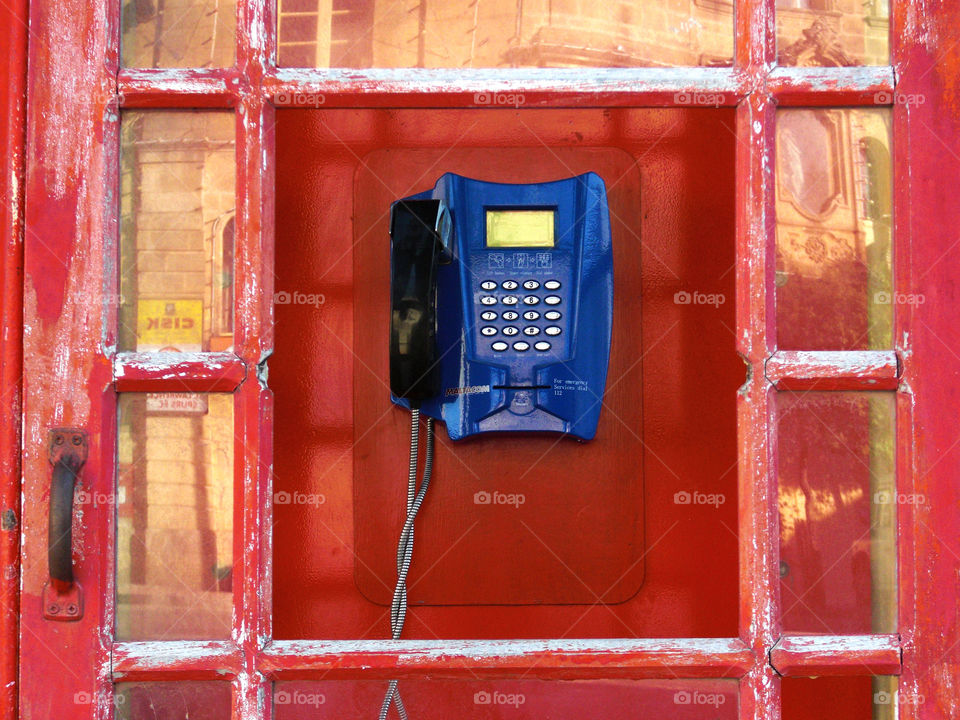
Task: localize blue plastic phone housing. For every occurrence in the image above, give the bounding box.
[390,172,613,441]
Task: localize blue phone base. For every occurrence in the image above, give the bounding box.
[390,172,614,441]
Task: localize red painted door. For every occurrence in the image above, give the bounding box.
[10,0,960,717]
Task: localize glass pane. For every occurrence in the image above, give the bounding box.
[120,111,236,352]
[115,682,231,719]
[121,0,236,67]
[777,392,896,634]
[116,393,234,640]
[274,679,739,718]
[776,0,888,66]
[775,108,893,350]
[783,677,900,720]
[276,1,733,68]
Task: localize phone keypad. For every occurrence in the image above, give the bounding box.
[476,278,564,353]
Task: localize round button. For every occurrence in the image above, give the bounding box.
[512,341,530,352]
[481,280,497,290]
[534,341,551,351]
[544,310,562,321]
[501,280,519,290]
[544,280,561,290]
[480,296,496,305]
[491,341,508,352]
[545,326,562,336]
[523,326,540,336]
[523,280,540,290]
[480,311,497,321]
[502,295,519,305]
[544,295,561,305]
[502,311,519,321]
[523,310,540,321]
[502,326,519,336]
[480,326,497,336]
[522,296,540,306]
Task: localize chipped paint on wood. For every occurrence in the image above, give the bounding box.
[113,351,247,392]
[765,350,900,390]
[770,634,902,676]
[0,0,27,714]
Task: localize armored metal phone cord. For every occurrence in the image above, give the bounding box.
[379,408,435,720]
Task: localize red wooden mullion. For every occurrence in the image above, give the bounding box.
[766,66,896,106]
[113,352,247,392]
[260,638,755,681]
[769,634,901,676]
[117,69,239,108]
[735,0,780,715]
[889,0,920,716]
[765,350,900,390]
[264,68,746,108]
[233,0,275,713]
[112,641,244,680]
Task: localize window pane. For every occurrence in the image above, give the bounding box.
[115,682,231,719]
[116,393,234,640]
[274,679,739,718]
[121,0,236,67]
[777,392,896,634]
[783,677,900,720]
[776,0,888,66]
[277,1,733,68]
[775,108,893,350]
[120,111,236,352]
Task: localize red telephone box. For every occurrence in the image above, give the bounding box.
[2,0,960,717]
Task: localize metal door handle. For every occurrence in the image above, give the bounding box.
[44,428,87,620]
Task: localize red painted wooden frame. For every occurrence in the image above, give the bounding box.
[15,0,960,714]
[0,0,28,713]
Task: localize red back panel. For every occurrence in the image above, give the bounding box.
[272,107,741,639]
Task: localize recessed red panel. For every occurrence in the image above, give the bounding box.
[352,147,643,606]
[272,108,740,638]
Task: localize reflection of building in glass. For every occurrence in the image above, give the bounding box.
[775,109,892,351]
[777,0,888,66]
[116,393,234,641]
[276,0,886,68]
[121,0,236,67]
[119,111,235,353]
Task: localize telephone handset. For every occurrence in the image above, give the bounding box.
[389,172,614,440]
[388,199,452,405]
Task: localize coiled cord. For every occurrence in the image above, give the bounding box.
[378,409,434,720]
